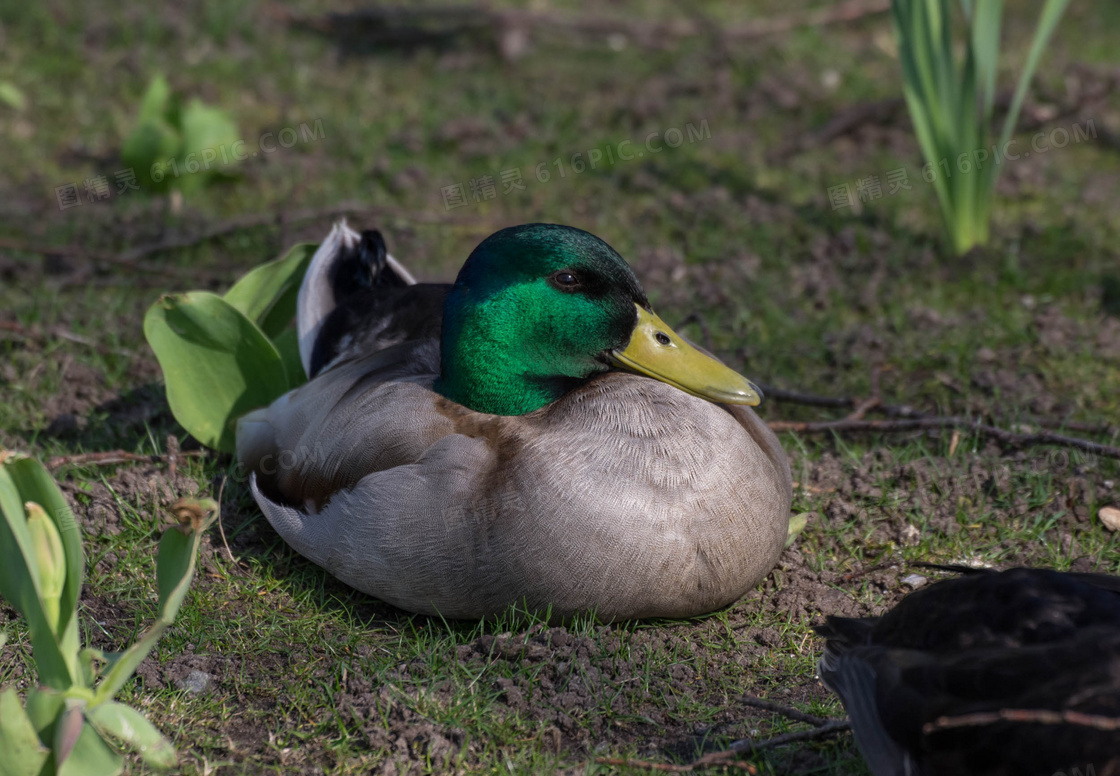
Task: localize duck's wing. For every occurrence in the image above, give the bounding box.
[866,568,1120,651]
[297,221,449,378]
[839,633,1120,776]
[816,570,1120,776]
[237,338,454,508]
[815,617,919,776]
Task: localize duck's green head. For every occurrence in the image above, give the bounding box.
[434,223,761,416]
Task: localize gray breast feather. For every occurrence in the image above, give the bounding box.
[242,365,791,619]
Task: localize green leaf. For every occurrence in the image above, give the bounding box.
[271,327,306,388]
[24,687,65,738]
[56,721,122,776]
[785,513,810,549]
[136,74,172,126]
[122,120,181,191]
[0,461,73,689]
[121,75,182,191]
[996,0,1071,160]
[93,512,211,705]
[0,81,27,111]
[144,292,291,452]
[0,687,49,776]
[892,0,1069,254]
[4,458,84,644]
[224,243,316,339]
[178,98,239,188]
[86,702,176,770]
[156,525,197,615]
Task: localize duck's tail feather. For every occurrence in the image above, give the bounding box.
[297,220,417,378]
[815,650,918,776]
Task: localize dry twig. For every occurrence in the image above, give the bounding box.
[0,319,132,357]
[46,449,206,471]
[737,695,832,727]
[593,755,757,773]
[594,696,849,772]
[765,415,1120,460]
[703,719,851,762]
[1,201,498,284]
[925,708,1120,734]
[213,475,237,565]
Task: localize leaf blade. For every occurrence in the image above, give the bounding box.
[144,292,290,452]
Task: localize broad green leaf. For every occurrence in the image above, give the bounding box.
[86,702,176,770]
[0,463,73,689]
[272,327,306,388]
[224,243,316,339]
[144,292,290,453]
[0,687,49,776]
[56,721,122,776]
[24,687,65,737]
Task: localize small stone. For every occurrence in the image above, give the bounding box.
[178,669,212,694]
[901,574,928,589]
[976,346,996,362]
[1099,506,1120,532]
[899,524,921,545]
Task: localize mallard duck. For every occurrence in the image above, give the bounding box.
[815,567,1120,776]
[237,222,792,620]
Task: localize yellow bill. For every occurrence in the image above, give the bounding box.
[609,305,762,406]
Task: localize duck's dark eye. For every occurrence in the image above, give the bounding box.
[549,270,582,290]
[655,332,672,346]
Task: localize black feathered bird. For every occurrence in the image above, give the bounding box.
[815,567,1120,776]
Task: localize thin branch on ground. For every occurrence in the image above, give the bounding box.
[839,560,899,584]
[760,377,1119,458]
[0,237,193,281]
[766,415,1120,460]
[756,384,856,411]
[593,755,757,773]
[925,708,1120,734]
[770,64,1115,162]
[737,694,833,727]
[213,475,238,565]
[0,319,133,357]
[46,449,207,471]
[700,719,851,763]
[768,97,905,161]
[593,697,848,772]
[2,202,500,283]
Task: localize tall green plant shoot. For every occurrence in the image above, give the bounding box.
[891,0,1070,254]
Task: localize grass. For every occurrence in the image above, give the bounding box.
[2,0,1120,773]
